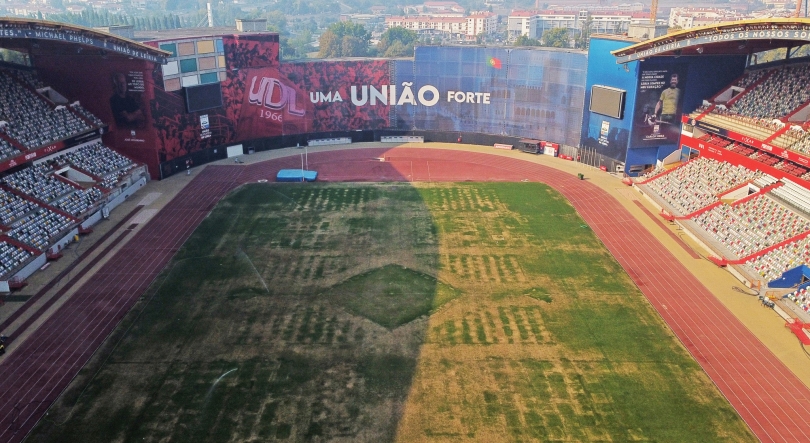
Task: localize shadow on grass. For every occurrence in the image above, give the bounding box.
[30,182,440,443]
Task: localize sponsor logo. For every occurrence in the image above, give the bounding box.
[248,76,305,117]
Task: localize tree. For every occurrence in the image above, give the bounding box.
[514,35,540,47]
[542,28,569,48]
[265,11,286,32]
[377,26,417,57]
[318,31,340,58]
[342,36,367,57]
[576,17,592,50]
[318,22,370,58]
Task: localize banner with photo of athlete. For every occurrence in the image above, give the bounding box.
[632,64,687,147]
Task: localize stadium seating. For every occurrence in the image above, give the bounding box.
[6,206,73,251]
[0,136,140,281]
[59,142,137,187]
[784,286,810,313]
[0,70,92,149]
[0,186,74,251]
[735,69,769,89]
[53,187,103,217]
[0,240,32,279]
[730,64,810,118]
[14,69,45,90]
[694,194,810,259]
[70,103,104,128]
[746,237,810,283]
[636,165,667,181]
[1,162,106,217]
[0,138,20,163]
[643,158,761,215]
[699,111,778,141]
[0,188,39,227]
[771,127,805,149]
[2,163,76,204]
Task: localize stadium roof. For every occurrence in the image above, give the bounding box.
[612,18,810,64]
[0,18,169,64]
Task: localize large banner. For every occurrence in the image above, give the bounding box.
[34,54,161,170]
[280,61,391,133]
[394,47,587,147]
[632,64,688,147]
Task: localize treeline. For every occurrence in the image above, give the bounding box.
[46,9,189,30]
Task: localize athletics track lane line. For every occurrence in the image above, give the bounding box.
[428,149,810,442]
[471,152,809,442]
[0,178,240,440]
[0,170,241,442]
[344,148,809,442]
[0,204,144,333]
[1,149,807,441]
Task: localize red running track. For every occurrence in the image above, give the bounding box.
[1,147,809,443]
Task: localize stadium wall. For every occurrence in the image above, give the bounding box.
[580,37,639,163]
[581,37,746,173]
[393,46,587,147]
[33,55,162,173]
[625,53,745,172]
[137,40,588,179]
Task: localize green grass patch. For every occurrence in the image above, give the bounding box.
[29,182,754,443]
[325,264,461,329]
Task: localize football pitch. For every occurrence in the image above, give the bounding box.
[31,182,755,442]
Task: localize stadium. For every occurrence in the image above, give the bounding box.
[0,14,810,442]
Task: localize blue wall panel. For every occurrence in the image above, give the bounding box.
[580,37,640,163]
[395,46,587,147]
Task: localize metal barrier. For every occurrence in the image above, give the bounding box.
[308,137,352,146]
[381,136,424,143]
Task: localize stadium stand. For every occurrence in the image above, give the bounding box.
[0,138,20,162]
[636,164,668,181]
[0,240,32,280]
[0,188,41,227]
[746,237,810,283]
[771,127,805,149]
[14,69,46,90]
[699,110,779,141]
[1,163,106,217]
[2,163,76,204]
[0,69,93,149]
[735,68,769,89]
[693,194,810,259]
[730,64,810,118]
[70,103,104,128]
[784,286,810,313]
[642,157,761,215]
[56,141,138,189]
[0,134,143,284]
[6,206,73,251]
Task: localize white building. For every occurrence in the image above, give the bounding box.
[385,16,467,38]
[507,9,651,43]
[403,1,466,17]
[507,10,536,41]
[467,12,498,37]
[668,8,745,29]
[385,11,497,39]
